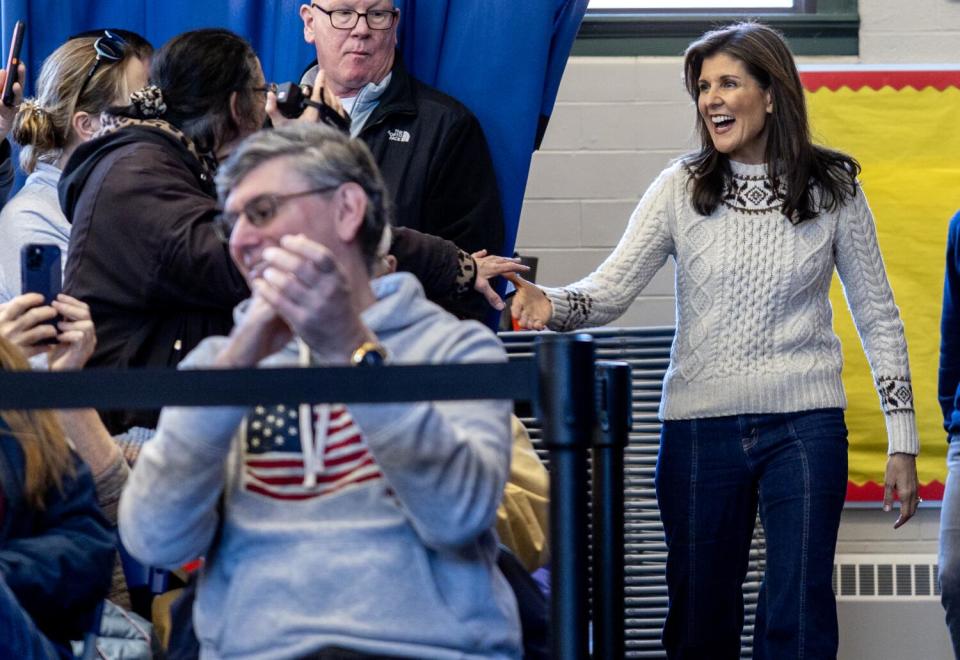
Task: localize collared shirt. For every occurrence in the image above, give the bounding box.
[301,65,392,138]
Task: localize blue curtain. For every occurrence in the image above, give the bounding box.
[0,0,587,255]
[397,0,588,255]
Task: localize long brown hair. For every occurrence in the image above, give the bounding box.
[0,337,74,510]
[682,21,860,223]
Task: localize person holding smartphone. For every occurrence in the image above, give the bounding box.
[0,30,152,304]
[0,330,115,659]
[0,292,134,607]
[0,58,25,206]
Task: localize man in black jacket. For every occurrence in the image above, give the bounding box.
[299,0,505,263]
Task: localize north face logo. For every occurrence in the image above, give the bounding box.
[388,129,411,143]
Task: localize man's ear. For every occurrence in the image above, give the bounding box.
[335,182,368,243]
[71,111,101,142]
[391,9,400,47]
[300,4,316,44]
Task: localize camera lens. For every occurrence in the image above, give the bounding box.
[27,248,42,268]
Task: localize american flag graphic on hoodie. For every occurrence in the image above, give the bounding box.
[242,403,382,501]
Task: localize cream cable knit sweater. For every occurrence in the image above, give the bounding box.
[544,159,919,455]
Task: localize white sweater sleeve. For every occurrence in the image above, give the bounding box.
[834,185,919,455]
[544,164,678,331]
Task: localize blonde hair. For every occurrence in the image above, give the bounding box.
[13,36,141,173]
[0,336,74,510]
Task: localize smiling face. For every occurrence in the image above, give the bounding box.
[300,0,398,98]
[696,52,773,164]
[227,157,342,284]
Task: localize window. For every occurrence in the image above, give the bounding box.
[589,1,795,8]
[576,0,857,56]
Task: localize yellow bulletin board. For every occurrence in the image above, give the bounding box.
[801,67,960,500]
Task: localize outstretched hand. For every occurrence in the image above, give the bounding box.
[507,274,552,330]
[883,452,919,529]
[471,250,529,311]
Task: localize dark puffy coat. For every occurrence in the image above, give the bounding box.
[59,125,249,433]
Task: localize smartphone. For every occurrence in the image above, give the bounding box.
[20,243,61,321]
[2,20,24,108]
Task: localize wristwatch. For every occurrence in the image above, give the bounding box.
[350,341,387,367]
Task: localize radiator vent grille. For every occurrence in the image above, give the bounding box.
[833,555,939,600]
[501,327,765,658]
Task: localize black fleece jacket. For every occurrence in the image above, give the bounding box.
[305,54,505,258]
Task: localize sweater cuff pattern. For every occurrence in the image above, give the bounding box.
[454,251,476,298]
[558,290,594,332]
[877,377,913,414]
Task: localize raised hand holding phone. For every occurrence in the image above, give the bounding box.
[20,243,61,344]
[47,294,96,370]
[2,20,24,108]
[0,293,56,356]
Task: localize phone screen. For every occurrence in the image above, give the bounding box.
[2,20,25,108]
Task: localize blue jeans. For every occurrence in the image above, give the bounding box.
[0,574,66,659]
[655,409,848,660]
[939,436,960,658]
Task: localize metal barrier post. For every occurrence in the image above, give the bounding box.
[535,333,595,660]
[592,361,632,659]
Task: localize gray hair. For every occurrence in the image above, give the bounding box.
[216,123,392,267]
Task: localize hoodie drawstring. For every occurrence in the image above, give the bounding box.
[298,339,328,489]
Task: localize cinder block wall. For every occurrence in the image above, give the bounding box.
[516,0,960,557]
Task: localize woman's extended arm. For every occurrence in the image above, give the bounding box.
[512,164,679,331]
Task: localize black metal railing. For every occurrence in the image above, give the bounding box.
[0,333,632,659]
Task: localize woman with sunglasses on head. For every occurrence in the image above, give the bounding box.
[512,22,919,658]
[0,30,151,303]
[0,331,116,659]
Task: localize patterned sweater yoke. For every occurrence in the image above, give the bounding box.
[544,159,918,455]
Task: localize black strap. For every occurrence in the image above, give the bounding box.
[0,361,536,410]
[305,99,353,134]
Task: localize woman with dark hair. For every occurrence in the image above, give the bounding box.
[59,28,265,434]
[512,21,919,658]
[0,331,115,658]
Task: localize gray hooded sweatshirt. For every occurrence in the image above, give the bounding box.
[119,272,521,659]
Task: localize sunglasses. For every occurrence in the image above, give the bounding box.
[74,30,127,106]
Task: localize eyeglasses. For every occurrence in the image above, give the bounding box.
[252,83,278,96]
[214,186,340,240]
[75,30,127,106]
[310,4,399,30]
